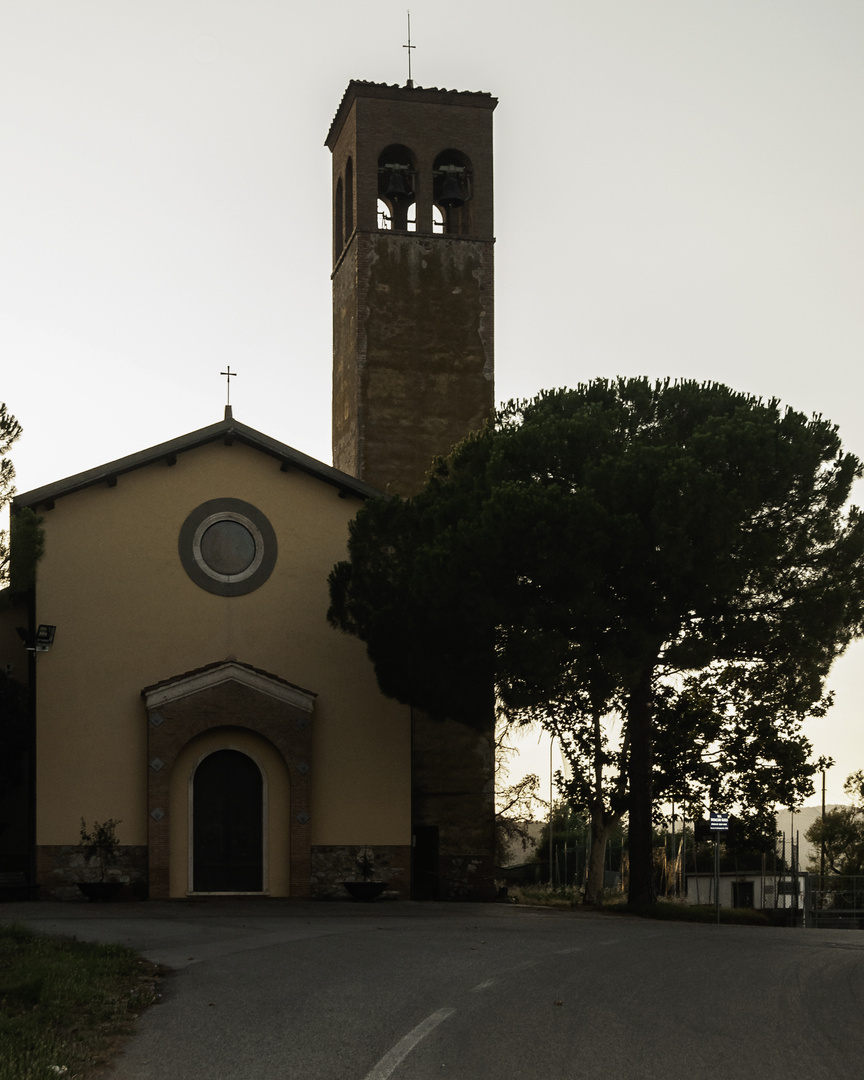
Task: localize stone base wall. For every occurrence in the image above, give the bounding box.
[437,854,497,901]
[36,845,149,901]
[32,844,494,901]
[411,708,497,901]
[311,844,411,900]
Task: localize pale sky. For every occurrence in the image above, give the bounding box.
[3,1,863,803]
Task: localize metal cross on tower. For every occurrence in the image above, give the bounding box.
[403,11,415,88]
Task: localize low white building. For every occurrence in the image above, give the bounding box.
[685,870,808,913]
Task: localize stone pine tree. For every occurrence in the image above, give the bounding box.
[0,403,42,598]
[0,403,22,587]
[328,378,864,905]
[0,402,34,869]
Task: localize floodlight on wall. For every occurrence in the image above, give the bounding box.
[16,625,57,652]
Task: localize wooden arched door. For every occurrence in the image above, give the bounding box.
[192,749,263,892]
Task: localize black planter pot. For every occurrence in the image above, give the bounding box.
[342,880,388,902]
[77,882,124,902]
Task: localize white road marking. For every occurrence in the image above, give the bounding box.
[363,1007,456,1080]
[471,978,497,992]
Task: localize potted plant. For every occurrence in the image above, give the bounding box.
[76,818,125,901]
[342,847,389,901]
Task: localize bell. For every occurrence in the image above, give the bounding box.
[439,175,465,208]
[384,170,410,202]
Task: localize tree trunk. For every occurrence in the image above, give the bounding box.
[627,667,656,905]
[583,700,612,906]
[584,809,614,906]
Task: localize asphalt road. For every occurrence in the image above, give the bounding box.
[4,900,863,1079]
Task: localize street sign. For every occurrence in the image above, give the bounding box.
[709,812,729,831]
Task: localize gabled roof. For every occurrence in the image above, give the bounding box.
[14,410,383,510]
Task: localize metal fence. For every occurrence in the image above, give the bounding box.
[808,875,864,930]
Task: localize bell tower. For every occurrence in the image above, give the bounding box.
[326,80,497,495]
[326,81,498,901]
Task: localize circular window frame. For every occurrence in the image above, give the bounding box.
[193,513,263,582]
[179,498,277,596]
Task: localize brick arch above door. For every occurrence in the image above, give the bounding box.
[142,661,316,898]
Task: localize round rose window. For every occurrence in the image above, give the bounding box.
[179,499,277,596]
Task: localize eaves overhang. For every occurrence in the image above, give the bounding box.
[325,79,497,149]
[14,414,384,511]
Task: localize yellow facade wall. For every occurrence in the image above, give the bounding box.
[31,439,410,852]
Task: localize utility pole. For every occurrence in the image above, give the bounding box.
[820,765,826,886]
[548,736,553,887]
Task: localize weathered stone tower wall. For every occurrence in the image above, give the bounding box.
[327,81,498,900]
[327,80,496,496]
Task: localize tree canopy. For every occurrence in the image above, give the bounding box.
[0,404,42,598]
[0,403,23,587]
[805,770,864,876]
[328,378,864,903]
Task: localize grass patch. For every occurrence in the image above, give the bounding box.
[0,922,163,1080]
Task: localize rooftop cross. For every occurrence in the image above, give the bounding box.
[221,366,237,408]
[403,11,415,88]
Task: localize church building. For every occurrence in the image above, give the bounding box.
[0,80,498,901]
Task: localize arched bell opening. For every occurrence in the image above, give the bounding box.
[334,176,344,261]
[433,149,473,236]
[344,157,354,237]
[377,144,417,232]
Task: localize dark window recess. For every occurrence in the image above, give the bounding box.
[412,825,440,900]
